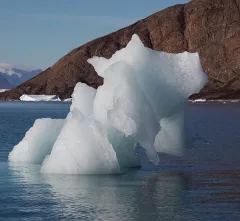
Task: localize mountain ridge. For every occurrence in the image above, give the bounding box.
[0,63,42,89]
[0,74,12,89]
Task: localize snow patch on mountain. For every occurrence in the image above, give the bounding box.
[0,63,42,87]
[0,63,19,76]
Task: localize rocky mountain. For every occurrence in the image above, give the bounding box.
[0,63,41,88]
[0,74,12,89]
[0,0,240,100]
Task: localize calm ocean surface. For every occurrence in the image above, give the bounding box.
[0,101,239,221]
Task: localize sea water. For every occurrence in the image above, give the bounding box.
[0,101,239,221]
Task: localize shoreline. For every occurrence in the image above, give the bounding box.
[188,99,240,103]
[0,99,239,103]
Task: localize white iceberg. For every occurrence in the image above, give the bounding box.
[0,89,10,93]
[189,99,207,103]
[9,34,207,174]
[20,94,61,102]
[63,98,72,102]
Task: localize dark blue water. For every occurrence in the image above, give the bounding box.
[0,101,239,221]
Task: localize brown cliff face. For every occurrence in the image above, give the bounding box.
[1,0,240,100]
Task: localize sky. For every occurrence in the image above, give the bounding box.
[0,0,188,69]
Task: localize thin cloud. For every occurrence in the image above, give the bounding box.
[21,13,137,27]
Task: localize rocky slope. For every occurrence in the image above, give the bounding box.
[1,0,240,100]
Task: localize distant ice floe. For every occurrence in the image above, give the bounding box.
[9,34,207,174]
[189,99,240,103]
[18,94,72,102]
[0,89,10,93]
[189,99,206,103]
[20,94,61,102]
[63,98,73,102]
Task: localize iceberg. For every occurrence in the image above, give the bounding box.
[63,98,73,102]
[9,34,207,174]
[189,99,207,103]
[20,94,61,102]
[0,89,10,93]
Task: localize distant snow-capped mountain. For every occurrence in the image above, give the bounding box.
[0,63,42,88]
[0,74,12,89]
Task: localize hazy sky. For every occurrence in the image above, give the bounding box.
[0,0,188,69]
